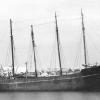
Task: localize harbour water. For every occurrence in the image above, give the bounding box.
[0,92,100,100]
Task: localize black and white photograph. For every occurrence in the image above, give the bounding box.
[0,0,100,100]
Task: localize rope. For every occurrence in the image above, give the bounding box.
[73,32,82,68]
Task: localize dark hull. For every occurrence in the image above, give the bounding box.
[0,66,100,91]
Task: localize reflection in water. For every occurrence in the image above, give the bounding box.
[0,92,100,100]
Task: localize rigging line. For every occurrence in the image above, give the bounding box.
[74,45,82,68]
[5,40,11,66]
[27,35,42,72]
[74,30,83,67]
[50,30,57,69]
[50,42,58,70]
[74,30,89,68]
[27,37,33,72]
[74,50,80,68]
[81,31,89,65]
[59,44,68,68]
[32,17,80,27]
[50,41,67,70]
[80,28,89,65]
[35,47,42,69]
[13,21,55,29]
[13,22,55,32]
[74,52,80,68]
[74,42,83,69]
[79,28,90,65]
[59,17,81,22]
[27,35,32,60]
[14,46,19,73]
[78,47,83,68]
[32,46,42,71]
[13,16,55,22]
[33,21,55,27]
[12,16,80,25]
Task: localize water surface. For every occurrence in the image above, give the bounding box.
[0,92,100,100]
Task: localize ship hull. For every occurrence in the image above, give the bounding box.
[0,66,100,91]
[0,72,100,91]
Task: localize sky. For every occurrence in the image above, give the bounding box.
[0,0,100,72]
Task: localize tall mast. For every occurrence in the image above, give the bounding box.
[55,12,62,75]
[31,25,37,77]
[81,9,87,67]
[10,19,15,76]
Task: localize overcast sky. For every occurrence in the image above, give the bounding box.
[0,0,100,72]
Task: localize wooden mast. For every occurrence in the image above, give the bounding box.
[31,25,37,77]
[81,9,87,67]
[55,12,62,76]
[10,19,15,76]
